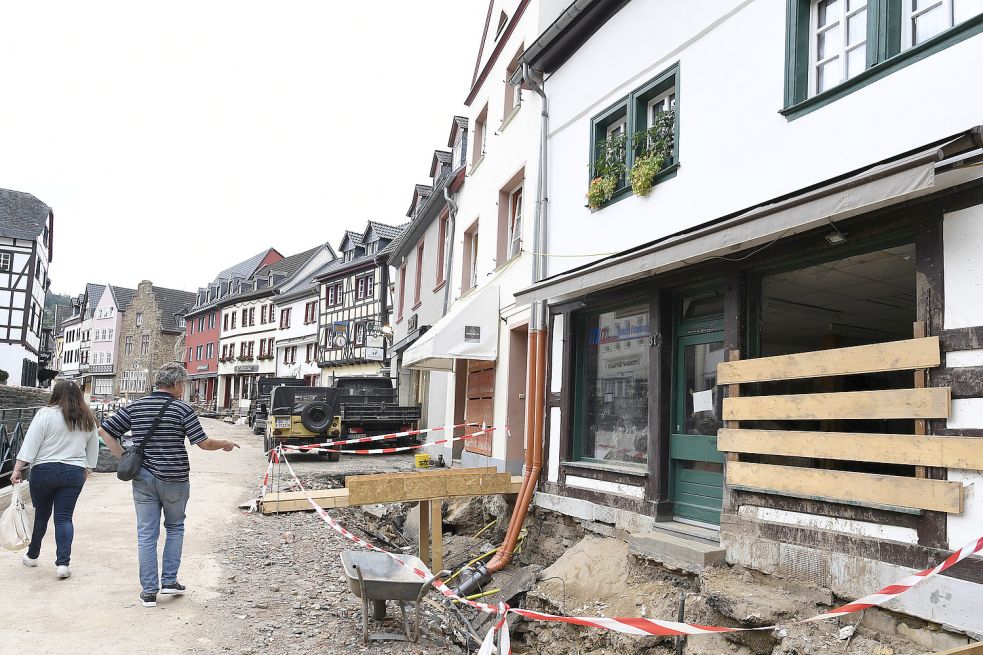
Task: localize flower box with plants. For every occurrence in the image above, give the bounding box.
[587,110,674,209]
[238,355,255,362]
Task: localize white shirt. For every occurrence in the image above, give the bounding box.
[17,406,100,470]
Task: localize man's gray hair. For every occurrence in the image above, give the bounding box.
[155,362,188,388]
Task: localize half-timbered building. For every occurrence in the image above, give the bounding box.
[316,222,405,382]
[0,189,54,386]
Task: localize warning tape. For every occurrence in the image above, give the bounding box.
[270,421,482,454]
[280,427,496,456]
[262,447,983,655]
[275,446,508,617]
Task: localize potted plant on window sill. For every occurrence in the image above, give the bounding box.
[238,356,255,362]
[628,111,674,198]
[587,130,628,209]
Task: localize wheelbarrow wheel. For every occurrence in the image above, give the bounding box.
[371,599,387,621]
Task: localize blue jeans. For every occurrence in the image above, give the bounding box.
[26,462,86,566]
[132,467,190,594]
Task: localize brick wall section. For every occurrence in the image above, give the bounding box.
[115,281,182,398]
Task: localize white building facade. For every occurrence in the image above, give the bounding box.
[404,0,566,472]
[510,0,983,635]
[273,245,338,385]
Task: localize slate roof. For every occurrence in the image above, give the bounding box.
[341,230,364,251]
[366,220,406,242]
[277,256,345,303]
[213,248,280,282]
[152,286,197,332]
[112,286,137,311]
[0,188,50,240]
[448,116,469,147]
[406,185,434,217]
[85,284,106,319]
[255,246,320,280]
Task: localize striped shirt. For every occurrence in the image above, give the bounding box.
[101,391,207,482]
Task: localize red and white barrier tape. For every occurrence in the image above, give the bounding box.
[273,421,482,453]
[280,427,496,456]
[263,447,983,655]
[275,446,507,617]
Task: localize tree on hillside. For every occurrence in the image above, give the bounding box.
[43,291,74,328]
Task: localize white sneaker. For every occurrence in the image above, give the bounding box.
[56,565,71,579]
[22,554,38,568]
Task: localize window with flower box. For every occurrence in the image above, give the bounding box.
[588,63,679,209]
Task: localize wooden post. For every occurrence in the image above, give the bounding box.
[430,499,443,572]
[725,350,741,464]
[418,500,431,567]
[914,321,927,479]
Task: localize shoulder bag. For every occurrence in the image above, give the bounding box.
[1,483,33,551]
[117,398,175,481]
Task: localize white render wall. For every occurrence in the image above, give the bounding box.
[942,203,983,551]
[541,0,983,280]
[90,287,121,368]
[440,0,562,469]
[274,291,320,379]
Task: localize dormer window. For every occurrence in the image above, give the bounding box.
[495,10,508,40]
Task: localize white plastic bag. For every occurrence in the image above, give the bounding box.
[1,483,33,551]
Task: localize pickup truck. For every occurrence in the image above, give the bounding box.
[333,376,422,446]
[249,377,309,435]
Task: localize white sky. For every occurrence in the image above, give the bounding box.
[0,1,489,294]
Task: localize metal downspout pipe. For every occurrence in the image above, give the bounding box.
[484,63,549,576]
[442,185,458,318]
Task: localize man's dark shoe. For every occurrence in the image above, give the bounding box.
[140,592,157,607]
[160,582,186,595]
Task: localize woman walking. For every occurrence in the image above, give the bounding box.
[10,381,100,578]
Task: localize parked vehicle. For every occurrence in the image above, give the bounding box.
[265,386,342,461]
[248,377,309,435]
[332,376,422,446]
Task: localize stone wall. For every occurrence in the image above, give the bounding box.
[115,280,179,398]
[0,386,50,410]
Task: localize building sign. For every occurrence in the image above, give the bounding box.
[465,325,481,343]
[196,365,209,372]
[88,364,114,374]
[234,364,259,373]
[365,346,385,362]
[366,334,385,349]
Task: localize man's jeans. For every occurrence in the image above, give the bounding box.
[132,467,190,594]
[26,463,86,566]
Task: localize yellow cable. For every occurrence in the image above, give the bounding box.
[473,519,498,540]
[444,547,499,584]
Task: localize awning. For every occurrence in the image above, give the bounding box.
[514,129,982,305]
[402,284,500,371]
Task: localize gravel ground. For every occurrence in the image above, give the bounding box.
[215,438,476,655]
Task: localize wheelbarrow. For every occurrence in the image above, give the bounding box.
[340,550,450,644]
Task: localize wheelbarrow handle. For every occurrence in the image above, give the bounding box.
[409,569,453,644]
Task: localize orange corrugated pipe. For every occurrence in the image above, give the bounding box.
[486,327,546,573]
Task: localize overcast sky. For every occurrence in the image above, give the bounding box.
[0,1,488,294]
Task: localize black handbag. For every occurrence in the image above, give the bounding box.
[116,398,175,481]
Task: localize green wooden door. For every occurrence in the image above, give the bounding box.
[670,329,726,525]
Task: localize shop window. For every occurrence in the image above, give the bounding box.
[754,243,918,475]
[574,301,651,466]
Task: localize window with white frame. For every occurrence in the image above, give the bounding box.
[904,0,983,46]
[125,336,133,354]
[811,0,868,95]
[206,342,214,359]
[356,273,375,300]
[354,322,365,345]
[196,345,203,361]
[507,185,523,259]
[135,312,143,327]
[106,353,112,365]
[141,334,150,355]
[94,378,114,396]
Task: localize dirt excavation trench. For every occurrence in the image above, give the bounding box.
[277,488,968,655]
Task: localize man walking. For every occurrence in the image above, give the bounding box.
[100,362,239,607]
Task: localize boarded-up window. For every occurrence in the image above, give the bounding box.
[465,359,495,455]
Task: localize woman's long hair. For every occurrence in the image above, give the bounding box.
[49,380,97,432]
